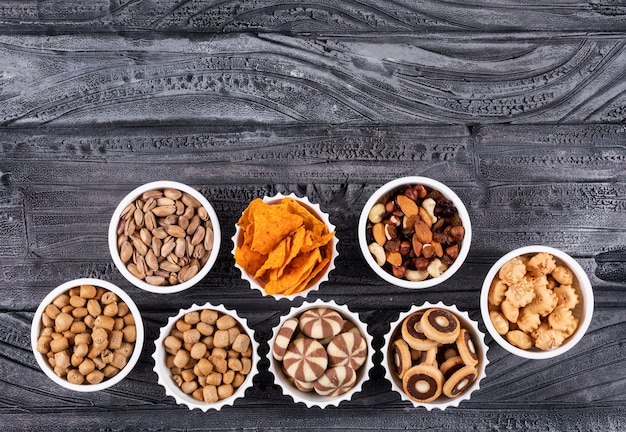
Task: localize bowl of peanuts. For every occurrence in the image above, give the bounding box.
[480,245,594,359]
[109,181,221,294]
[152,303,259,411]
[267,299,374,408]
[358,177,471,289]
[31,278,144,392]
[382,302,488,410]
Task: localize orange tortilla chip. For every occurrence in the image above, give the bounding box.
[251,204,303,255]
[254,235,291,279]
[264,249,322,295]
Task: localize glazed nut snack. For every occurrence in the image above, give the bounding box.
[234,197,335,296]
[163,309,253,404]
[35,284,138,386]
[272,307,368,398]
[115,187,215,287]
[389,308,480,403]
[364,184,465,282]
[487,252,581,351]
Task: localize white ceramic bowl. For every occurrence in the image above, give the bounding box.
[358,176,471,289]
[31,278,144,392]
[152,303,259,411]
[480,245,594,359]
[268,299,374,408]
[109,180,221,294]
[231,193,338,301]
[382,301,488,410]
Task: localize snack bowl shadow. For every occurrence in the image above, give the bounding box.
[480,245,594,360]
[31,278,144,392]
[231,193,338,301]
[152,302,260,411]
[108,180,221,294]
[267,299,374,408]
[382,301,488,410]
[358,176,471,289]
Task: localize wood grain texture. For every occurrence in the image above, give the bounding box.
[1,2,626,430]
[2,34,626,126]
[0,1,625,33]
[1,124,625,431]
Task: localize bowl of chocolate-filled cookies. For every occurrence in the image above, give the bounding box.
[480,245,594,360]
[382,302,488,410]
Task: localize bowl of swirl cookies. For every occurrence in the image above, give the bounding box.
[382,302,488,410]
[480,245,594,359]
[268,299,374,408]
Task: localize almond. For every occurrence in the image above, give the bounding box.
[431,241,443,257]
[396,195,419,217]
[413,219,433,244]
[386,251,403,266]
[372,223,386,246]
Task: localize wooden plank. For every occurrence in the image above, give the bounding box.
[2,34,626,126]
[0,1,625,34]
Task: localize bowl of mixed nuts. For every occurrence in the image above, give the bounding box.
[109,181,221,294]
[358,177,471,289]
[31,278,144,392]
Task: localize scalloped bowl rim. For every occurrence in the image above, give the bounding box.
[152,302,260,411]
[382,301,489,410]
[231,193,338,301]
[267,298,374,408]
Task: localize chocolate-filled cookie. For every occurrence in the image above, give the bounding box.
[421,308,460,344]
[402,364,444,403]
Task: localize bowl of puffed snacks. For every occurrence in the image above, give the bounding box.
[480,246,594,359]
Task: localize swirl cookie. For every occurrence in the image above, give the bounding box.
[421,308,460,344]
[272,317,299,361]
[327,332,367,370]
[299,307,344,340]
[313,365,357,397]
[282,337,328,382]
[402,364,444,403]
[401,311,439,350]
[442,365,478,398]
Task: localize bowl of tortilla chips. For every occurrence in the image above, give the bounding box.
[232,193,338,300]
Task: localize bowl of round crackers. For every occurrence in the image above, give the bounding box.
[232,193,338,300]
[480,245,594,359]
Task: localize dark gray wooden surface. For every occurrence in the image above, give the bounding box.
[1,1,626,431]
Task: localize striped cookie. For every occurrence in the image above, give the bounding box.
[282,337,328,382]
[272,317,299,361]
[313,365,357,397]
[327,332,367,370]
[299,307,344,340]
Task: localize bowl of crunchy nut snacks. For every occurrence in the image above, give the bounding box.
[109,181,221,294]
[31,278,144,392]
[480,245,594,359]
[152,303,259,411]
[358,177,471,289]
